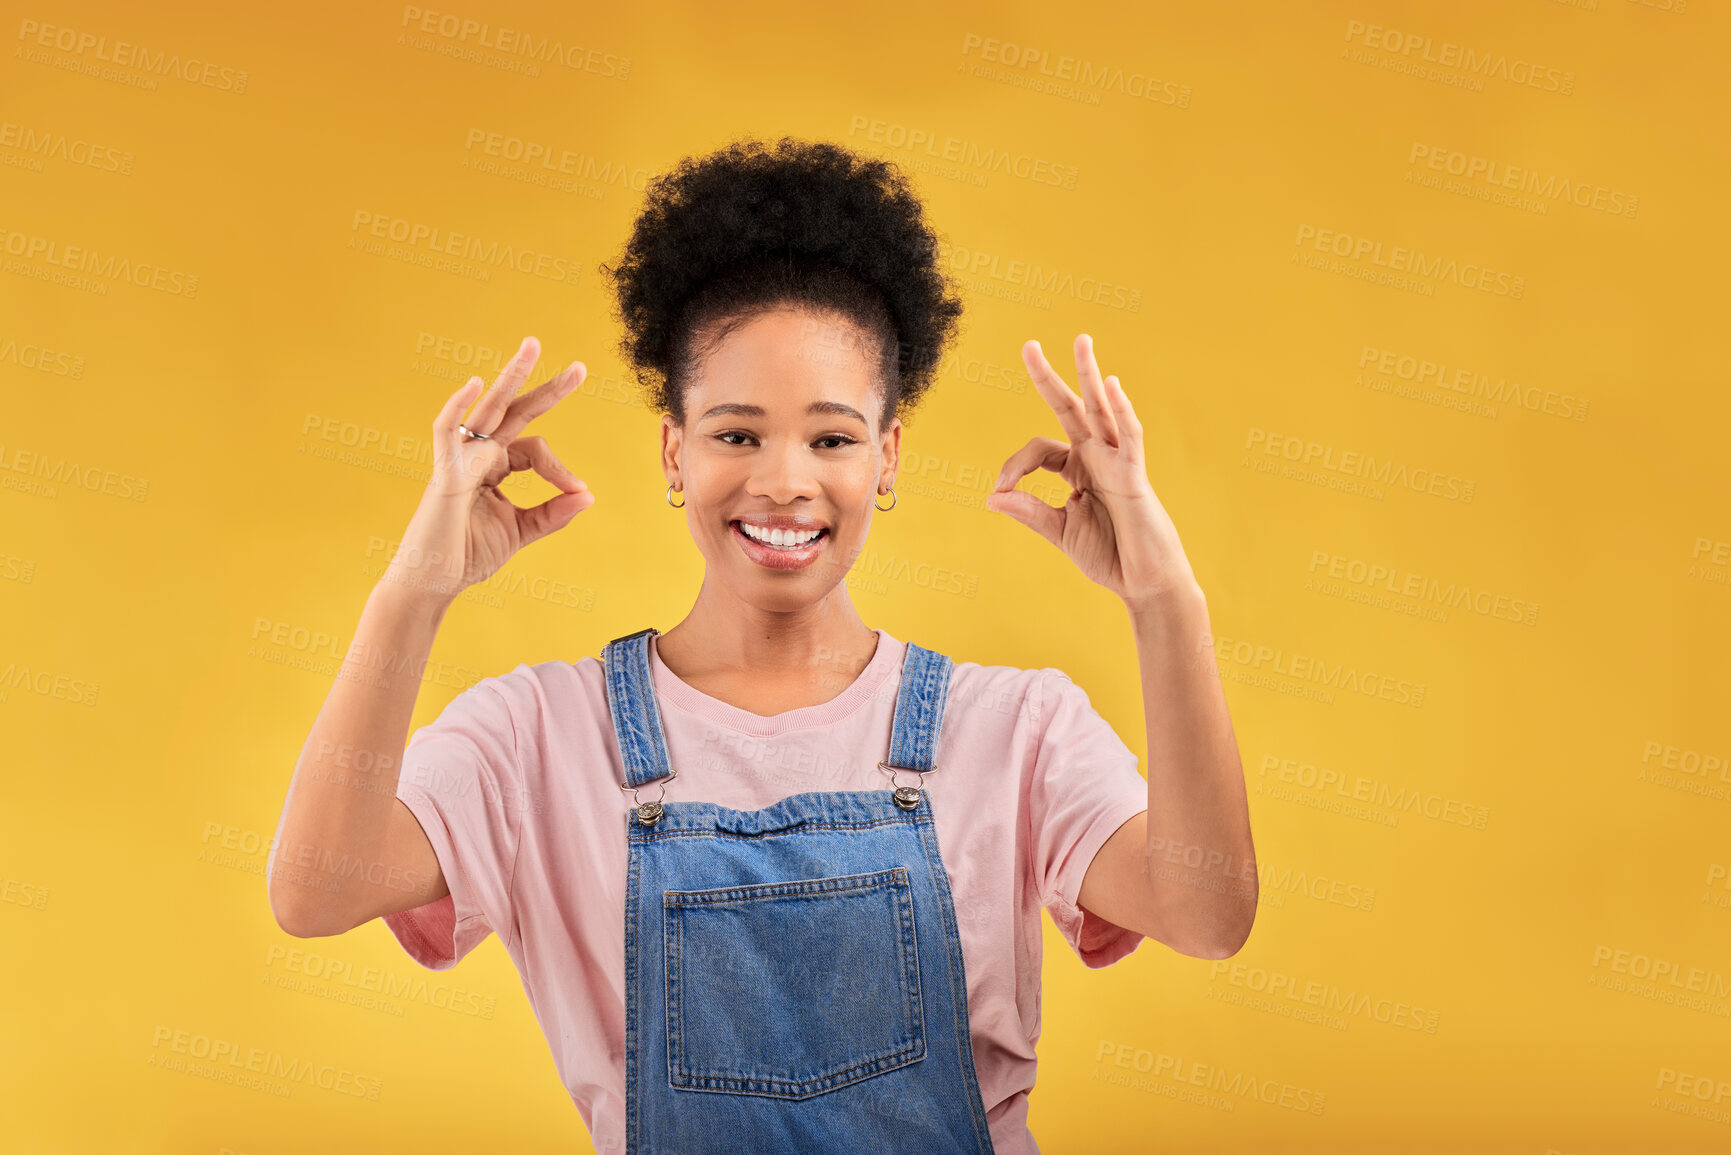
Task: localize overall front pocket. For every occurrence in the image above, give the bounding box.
[662,866,925,1099]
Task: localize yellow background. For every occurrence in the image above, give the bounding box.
[3,0,1728,1151]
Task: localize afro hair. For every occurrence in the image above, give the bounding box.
[599,136,964,428]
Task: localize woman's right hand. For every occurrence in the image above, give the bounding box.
[381,336,594,608]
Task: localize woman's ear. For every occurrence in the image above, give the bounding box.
[878,416,902,494]
[660,413,683,488]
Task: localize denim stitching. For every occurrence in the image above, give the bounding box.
[623,808,643,1154]
[631,631,676,786]
[664,868,925,1097]
[664,893,683,1087]
[610,628,993,1148]
[663,867,907,904]
[918,807,997,1147]
[605,630,674,790]
[630,816,926,844]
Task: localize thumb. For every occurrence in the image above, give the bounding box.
[518,489,594,548]
[985,489,1063,546]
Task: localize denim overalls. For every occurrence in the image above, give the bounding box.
[602,626,998,1154]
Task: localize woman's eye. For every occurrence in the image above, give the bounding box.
[714,433,857,449]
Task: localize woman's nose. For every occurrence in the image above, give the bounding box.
[746,442,822,504]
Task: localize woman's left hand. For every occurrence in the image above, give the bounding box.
[985,334,1198,609]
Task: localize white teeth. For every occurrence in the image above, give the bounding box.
[739,523,823,548]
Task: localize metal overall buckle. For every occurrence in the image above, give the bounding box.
[620,770,676,826]
[878,760,930,811]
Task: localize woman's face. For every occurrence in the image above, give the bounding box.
[660,307,901,614]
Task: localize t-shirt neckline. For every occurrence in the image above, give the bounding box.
[648,627,905,736]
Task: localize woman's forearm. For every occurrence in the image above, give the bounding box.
[267,578,453,935]
[1128,581,1258,956]
[267,347,591,937]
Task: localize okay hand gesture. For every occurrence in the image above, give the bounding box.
[385,337,593,608]
[985,334,1198,610]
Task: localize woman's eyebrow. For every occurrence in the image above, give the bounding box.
[698,401,868,424]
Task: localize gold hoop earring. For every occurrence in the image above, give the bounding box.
[874,487,897,512]
[666,484,685,508]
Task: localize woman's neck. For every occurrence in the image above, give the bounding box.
[651,584,880,711]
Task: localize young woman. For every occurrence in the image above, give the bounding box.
[270,137,1255,1154]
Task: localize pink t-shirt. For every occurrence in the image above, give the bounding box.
[383,627,1149,1154]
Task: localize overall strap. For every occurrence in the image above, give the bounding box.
[885,641,954,774]
[602,627,674,790]
[604,627,955,788]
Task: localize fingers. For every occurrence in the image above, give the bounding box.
[993,435,1071,495]
[1074,334,1120,448]
[466,336,543,435]
[500,435,595,547]
[489,360,586,444]
[433,376,485,449]
[503,435,587,494]
[516,488,595,549]
[429,375,499,490]
[984,487,1065,547]
[1101,373,1145,462]
[1021,340,1090,444]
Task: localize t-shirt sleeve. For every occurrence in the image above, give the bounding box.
[1028,667,1150,968]
[382,675,526,971]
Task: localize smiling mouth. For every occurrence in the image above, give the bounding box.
[731,521,829,549]
[729,520,831,569]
